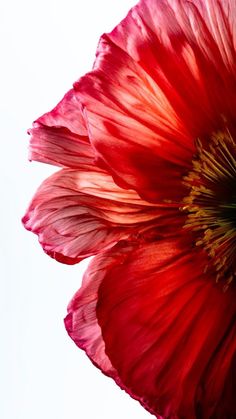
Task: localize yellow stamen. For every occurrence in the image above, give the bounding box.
[181,128,236,287]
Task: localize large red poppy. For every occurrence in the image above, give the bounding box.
[23,0,236,417]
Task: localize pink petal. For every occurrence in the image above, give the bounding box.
[65,248,121,377]
[22,167,165,264]
[66,239,236,417]
[29,89,94,168]
[29,124,94,168]
[37,89,87,136]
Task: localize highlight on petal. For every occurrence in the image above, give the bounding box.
[23,1,236,417]
[75,39,193,202]
[74,0,236,201]
[66,239,236,418]
[22,167,164,264]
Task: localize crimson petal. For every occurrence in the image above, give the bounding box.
[66,239,236,417]
[22,168,163,264]
[74,0,236,201]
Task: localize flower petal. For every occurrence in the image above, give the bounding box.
[37,89,87,136]
[22,168,164,264]
[29,89,94,168]
[29,123,94,168]
[64,246,124,378]
[65,241,153,410]
[75,39,192,202]
[66,239,236,417]
[74,0,236,201]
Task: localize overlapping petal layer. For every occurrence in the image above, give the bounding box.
[28,89,94,168]
[23,167,170,264]
[75,39,192,202]
[29,124,94,168]
[23,0,236,417]
[66,239,236,418]
[36,89,88,136]
[74,0,236,201]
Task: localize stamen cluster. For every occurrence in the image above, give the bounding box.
[182,130,236,289]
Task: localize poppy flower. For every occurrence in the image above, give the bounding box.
[23,0,236,417]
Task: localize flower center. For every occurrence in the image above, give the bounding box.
[182,129,236,289]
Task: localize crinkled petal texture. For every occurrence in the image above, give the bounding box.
[28,89,94,168]
[65,239,236,418]
[24,0,236,417]
[74,0,236,202]
[22,166,168,264]
[24,65,184,264]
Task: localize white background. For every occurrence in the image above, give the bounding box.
[0,1,150,418]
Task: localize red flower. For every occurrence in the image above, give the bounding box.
[23,0,236,417]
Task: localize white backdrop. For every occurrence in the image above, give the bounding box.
[1,1,150,418]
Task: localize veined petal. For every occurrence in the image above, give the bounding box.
[66,239,236,417]
[75,39,192,202]
[37,89,87,136]
[113,0,236,123]
[24,1,236,416]
[64,245,127,378]
[199,315,236,418]
[29,89,94,168]
[29,124,94,168]
[22,168,165,264]
[65,241,157,413]
[74,0,236,201]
